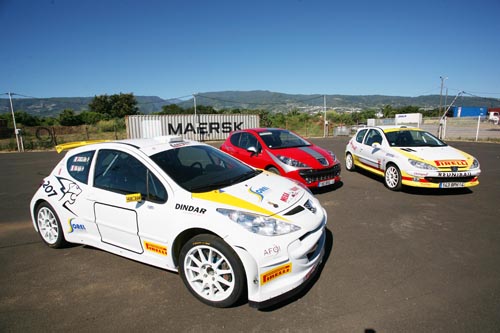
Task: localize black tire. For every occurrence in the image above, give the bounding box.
[384,164,402,191]
[345,153,356,171]
[179,234,246,308]
[35,202,67,248]
[267,166,280,175]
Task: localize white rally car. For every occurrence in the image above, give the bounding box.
[345,126,481,191]
[30,136,326,308]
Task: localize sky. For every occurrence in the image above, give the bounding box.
[1,0,500,101]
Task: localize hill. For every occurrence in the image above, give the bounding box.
[1,91,499,117]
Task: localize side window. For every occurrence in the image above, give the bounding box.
[238,132,258,150]
[364,129,383,146]
[356,129,367,143]
[67,151,95,184]
[94,149,166,203]
[230,133,241,147]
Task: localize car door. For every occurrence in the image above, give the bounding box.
[358,129,386,171]
[230,132,266,168]
[89,149,168,254]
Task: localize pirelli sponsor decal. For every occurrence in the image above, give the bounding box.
[434,160,468,167]
[144,241,167,256]
[260,263,292,285]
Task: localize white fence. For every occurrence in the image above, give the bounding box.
[126,114,260,141]
[367,117,500,141]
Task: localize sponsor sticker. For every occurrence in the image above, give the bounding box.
[69,165,85,172]
[68,218,86,233]
[260,263,292,285]
[434,160,468,167]
[144,241,167,256]
[175,203,207,214]
[438,172,472,177]
[126,193,142,203]
[73,156,90,163]
[249,186,270,202]
[263,244,281,256]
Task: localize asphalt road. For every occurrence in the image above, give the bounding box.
[1,138,499,332]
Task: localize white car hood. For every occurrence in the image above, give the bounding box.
[394,146,474,166]
[192,171,306,217]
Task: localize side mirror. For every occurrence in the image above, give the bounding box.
[247,146,259,156]
[372,142,381,148]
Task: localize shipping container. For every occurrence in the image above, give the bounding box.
[126,114,260,141]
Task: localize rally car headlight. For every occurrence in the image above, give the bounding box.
[408,159,438,170]
[471,158,480,169]
[328,151,338,163]
[216,208,301,236]
[277,155,310,168]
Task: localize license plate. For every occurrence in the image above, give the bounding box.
[440,182,465,188]
[318,179,335,187]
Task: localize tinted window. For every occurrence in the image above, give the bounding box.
[385,130,446,147]
[259,129,309,148]
[94,149,167,203]
[239,133,260,150]
[67,151,95,184]
[355,129,367,143]
[364,129,383,146]
[151,145,259,193]
[229,132,241,146]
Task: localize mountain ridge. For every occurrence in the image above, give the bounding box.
[1,90,498,117]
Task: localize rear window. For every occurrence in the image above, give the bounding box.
[67,151,95,184]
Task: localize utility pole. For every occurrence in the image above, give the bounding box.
[8,92,22,152]
[323,95,327,137]
[193,93,198,141]
[193,93,197,117]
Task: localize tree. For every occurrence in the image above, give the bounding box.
[14,111,41,126]
[80,111,103,124]
[110,93,139,118]
[159,104,185,115]
[59,109,83,126]
[89,93,139,118]
[89,94,111,117]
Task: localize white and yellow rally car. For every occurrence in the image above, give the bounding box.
[30,136,326,308]
[345,126,481,191]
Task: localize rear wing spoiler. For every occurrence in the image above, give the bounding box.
[55,140,111,153]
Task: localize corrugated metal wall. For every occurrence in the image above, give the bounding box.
[126,114,260,141]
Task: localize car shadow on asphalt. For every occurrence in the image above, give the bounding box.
[257,227,334,312]
[311,181,344,195]
[350,169,473,196]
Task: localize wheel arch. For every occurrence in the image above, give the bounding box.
[31,198,49,231]
[265,164,281,173]
[171,228,217,267]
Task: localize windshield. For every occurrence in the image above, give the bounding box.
[150,144,260,192]
[385,130,447,147]
[259,129,310,149]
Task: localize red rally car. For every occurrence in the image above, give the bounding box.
[220,128,341,188]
